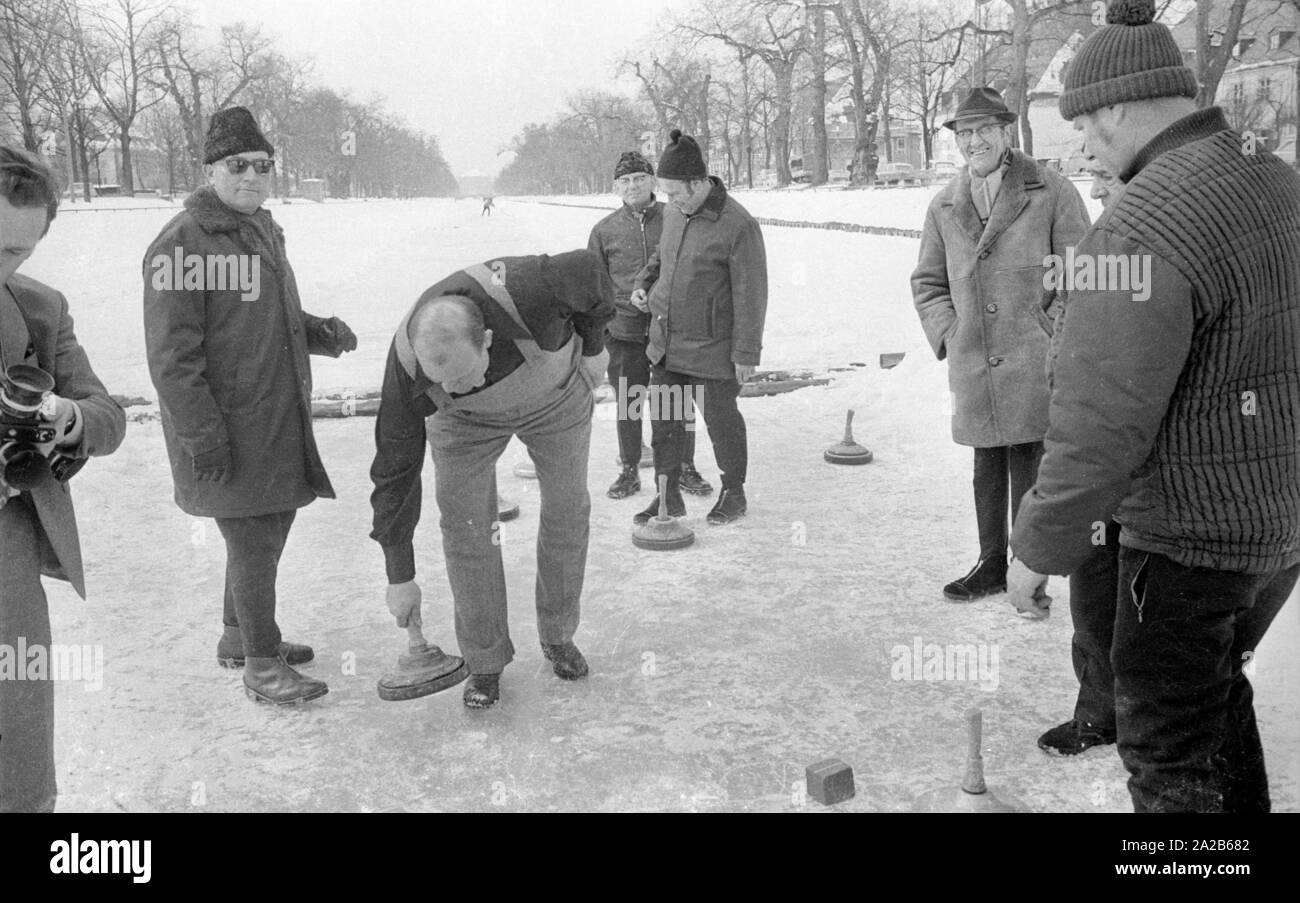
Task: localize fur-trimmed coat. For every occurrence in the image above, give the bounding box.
[143,188,346,517]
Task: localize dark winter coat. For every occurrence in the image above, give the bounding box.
[587,198,664,341]
[634,177,768,380]
[2,276,126,598]
[1013,107,1300,576]
[912,150,1091,447]
[143,188,345,518]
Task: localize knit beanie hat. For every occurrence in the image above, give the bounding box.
[1059,0,1197,120]
[614,151,655,179]
[656,130,707,180]
[204,107,275,164]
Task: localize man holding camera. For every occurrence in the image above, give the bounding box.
[0,145,126,812]
[144,107,357,707]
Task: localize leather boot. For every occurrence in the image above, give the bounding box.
[462,673,501,709]
[243,655,329,705]
[633,486,686,525]
[541,641,589,680]
[218,627,314,669]
[606,465,641,499]
[706,487,747,525]
[678,463,714,496]
[942,554,1008,602]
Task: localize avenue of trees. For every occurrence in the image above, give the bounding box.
[0,0,458,200]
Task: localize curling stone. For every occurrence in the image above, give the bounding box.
[513,458,536,479]
[377,623,469,701]
[824,409,873,465]
[912,709,1027,812]
[497,496,520,522]
[632,475,695,551]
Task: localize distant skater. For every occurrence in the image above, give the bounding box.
[481,196,494,216]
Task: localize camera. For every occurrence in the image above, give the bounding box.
[0,364,59,490]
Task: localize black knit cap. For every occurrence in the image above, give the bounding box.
[656,129,707,180]
[614,151,654,179]
[203,106,275,165]
[1059,0,1197,120]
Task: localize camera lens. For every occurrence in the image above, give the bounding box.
[1,364,56,410]
[1,446,51,490]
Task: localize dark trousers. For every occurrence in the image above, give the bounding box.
[649,364,745,492]
[0,493,56,812]
[607,338,694,468]
[1113,548,1299,812]
[973,442,1042,560]
[215,511,297,658]
[1070,520,1121,729]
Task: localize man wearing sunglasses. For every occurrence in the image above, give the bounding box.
[143,107,357,706]
[912,87,1090,604]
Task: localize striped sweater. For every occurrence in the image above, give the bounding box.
[1012,107,1300,575]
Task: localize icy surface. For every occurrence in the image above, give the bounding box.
[28,191,1296,812]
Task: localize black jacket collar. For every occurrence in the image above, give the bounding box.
[1122,107,1230,182]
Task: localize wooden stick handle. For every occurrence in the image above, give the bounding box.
[657,474,669,518]
[961,708,988,794]
[843,409,856,444]
[406,622,428,653]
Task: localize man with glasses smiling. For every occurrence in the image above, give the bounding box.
[144,107,357,706]
[588,151,709,500]
[912,87,1090,604]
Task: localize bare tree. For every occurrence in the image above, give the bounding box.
[831,0,907,185]
[620,49,713,151]
[684,0,809,186]
[68,0,170,195]
[1,0,59,150]
[805,1,831,184]
[40,2,108,201]
[1193,0,1252,107]
[897,0,968,166]
[155,13,275,186]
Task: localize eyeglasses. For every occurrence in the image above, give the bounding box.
[954,124,1005,144]
[615,174,652,186]
[221,158,275,175]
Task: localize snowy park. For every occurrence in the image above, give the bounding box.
[19,185,1299,813]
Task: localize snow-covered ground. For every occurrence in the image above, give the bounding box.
[24,190,1297,812]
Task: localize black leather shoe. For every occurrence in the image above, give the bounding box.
[1037,719,1117,756]
[541,641,589,680]
[606,466,641,499]
[706,488,747,525]
[219,639,314,669]
[633,490,686,525]
[243,655,329,705]
[678,463,714,496]
[463,673,501,709]
[942,555,1007,601]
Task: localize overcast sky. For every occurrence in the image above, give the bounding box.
[192,0,687,179]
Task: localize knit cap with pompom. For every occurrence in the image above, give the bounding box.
[655,129,708,180]
[1058,0,1197,120]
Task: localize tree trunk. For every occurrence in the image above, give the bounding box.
[773,63,796,185]
[64,118,77,202]
[75,114,92,202]
[810,4,829,185]
[119,127,135,195]
[1006,0,1030,152]
[1195,0,1250,108]
[699,72,712,171]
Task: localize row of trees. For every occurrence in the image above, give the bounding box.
[0,0,458,199]
[498,0,1298,193]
